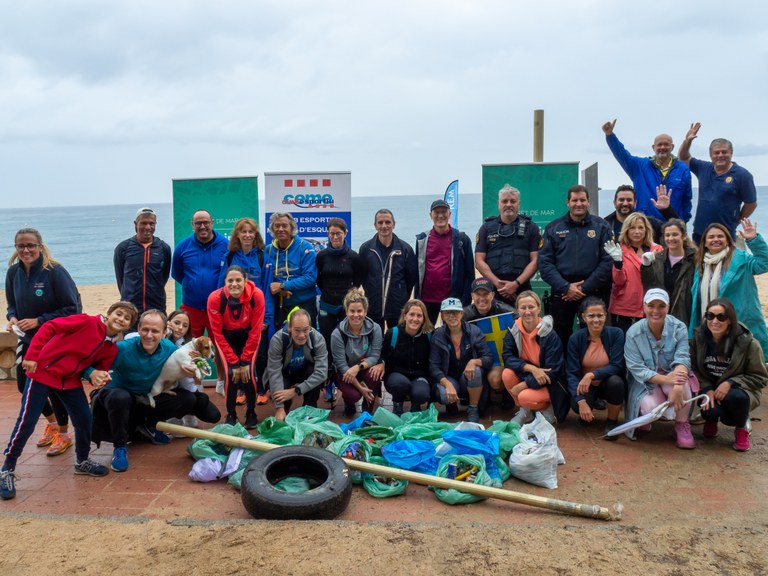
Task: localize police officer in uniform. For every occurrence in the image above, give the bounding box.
[475,184,541,306]
[538,185,613,351]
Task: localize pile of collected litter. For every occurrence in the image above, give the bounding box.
[186,404,566,504]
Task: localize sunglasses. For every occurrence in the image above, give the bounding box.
[705,312,728,322]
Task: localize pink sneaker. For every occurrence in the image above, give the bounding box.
[674,422,695,449]
[702,420,718,438]
[733,427,750,452]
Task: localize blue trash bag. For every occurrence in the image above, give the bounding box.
[381,440,439,475]
[339,411,374,434]
[441,429,504,482]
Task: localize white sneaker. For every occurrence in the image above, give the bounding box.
[165,417,185,438]
[182,415,199,428]
[511,408,534,425]
[215,380,225,396]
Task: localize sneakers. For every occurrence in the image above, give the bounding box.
[225,413,238,426]
[135,423,172,445]
[467,405,480,424]
[0,469,16,500]
[244,410,258,430]
[46,432,73,457]
[256,392,269,405]
[539,406,557,425]
[703,420,719,438]
[182,414,199,428]
[215,380,225,396]
[111,447,129,472]
[392,402,404,416]
[674,421,695,449]
[74,459,109,477]
[733,427,750,452]
[236,392,246,406]
[511,407,534,426]
[36,423,59,447]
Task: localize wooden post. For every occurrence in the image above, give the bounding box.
[533,109,544,162]
[157,422,617,521]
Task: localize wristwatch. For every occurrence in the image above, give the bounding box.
[293,386,302,396]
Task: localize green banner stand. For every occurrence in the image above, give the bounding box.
[481,162,578,299]
[172,176,259,308]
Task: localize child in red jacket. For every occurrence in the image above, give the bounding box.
[1,301,138,501]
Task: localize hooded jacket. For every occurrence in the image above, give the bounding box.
[429,320,493,383]
[264,327,328,406]
[207,280,266,365]
[264,236,318,307]
[330,317,383,373]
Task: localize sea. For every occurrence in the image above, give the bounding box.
[1,189,766,286]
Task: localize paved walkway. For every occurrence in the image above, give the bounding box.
[1,379,766,526]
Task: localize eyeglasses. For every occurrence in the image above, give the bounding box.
[193,221,212,228]
[705,312,728,322]
[328,232,344,238]
[585,313,606,320]
[15,243,41,251]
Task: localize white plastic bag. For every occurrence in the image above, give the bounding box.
[507,412,564,489]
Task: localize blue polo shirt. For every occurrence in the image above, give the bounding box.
[690,159,756,240]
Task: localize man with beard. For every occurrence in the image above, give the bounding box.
[603,185,679,243]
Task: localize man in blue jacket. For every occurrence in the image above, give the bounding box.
[264,212,318,328]
[538,185,613,351]
[602,119,692,222]
[415,199,475,324]
[171,210,229,337]
[114,207,172,326]
[89,310,221,472]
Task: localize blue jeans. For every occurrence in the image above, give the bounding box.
[3,378,92,471]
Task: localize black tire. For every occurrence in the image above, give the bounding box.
[241,446,352,520]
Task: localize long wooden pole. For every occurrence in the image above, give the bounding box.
[157,422,616,521]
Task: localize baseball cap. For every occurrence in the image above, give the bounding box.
[430,199,450,211]
[135,207,157,221]
[471,278,494,293]
[643,288,669,305]
[440,297,463,312]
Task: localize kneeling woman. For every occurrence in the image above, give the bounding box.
[331,288,384,417]
[566,297,626,437]
[265,309,328,422]
[502,291,568,425]
[429,298,492,423]
[207,266,265,429]
[690,298,767,452]
[371,299,434,415]
[625,288,694,448]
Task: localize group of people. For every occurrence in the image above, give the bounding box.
[1,120,766,501]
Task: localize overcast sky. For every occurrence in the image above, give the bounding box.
[1,0,767,208]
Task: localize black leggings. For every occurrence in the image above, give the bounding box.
[384,372,431,406]
[16,341,68,426]
[701,387,751,428]
[570,374,626,413]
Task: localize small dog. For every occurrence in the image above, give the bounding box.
[148,337,214,407]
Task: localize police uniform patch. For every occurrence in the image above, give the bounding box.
[587,230,596,238]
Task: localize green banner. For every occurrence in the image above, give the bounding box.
[481,162,578,296]
[172,176,259,308]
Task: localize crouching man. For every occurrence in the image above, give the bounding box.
[88,310,221,472]
[265,309,328,421]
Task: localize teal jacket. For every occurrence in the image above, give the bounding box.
[690,234,768,357]
[105,337,177,395]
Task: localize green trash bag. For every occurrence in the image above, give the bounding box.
[350,425,395,456]
[226,449,262,490]
[371,407,403,429]
[255,417,295,446]
[395,422,455,443]
[187,422,250,461]
[399,403,440,425]
[432,454,495,505]
[295,419,346,448]
[273,476,311,492]
[285,405,330,426]
[487,420,522,460]
[329,435,372,484]
[362,456,408,498]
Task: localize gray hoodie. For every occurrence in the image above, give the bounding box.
[330,317,383,373]
[264,328,328,408]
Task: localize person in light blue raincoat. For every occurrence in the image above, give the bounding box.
[689,219,768,357]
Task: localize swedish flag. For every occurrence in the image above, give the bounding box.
[468,312,515,367]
